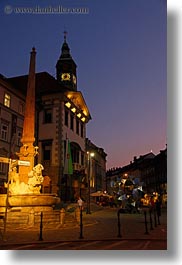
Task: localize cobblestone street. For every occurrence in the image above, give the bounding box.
[0,205,167,250]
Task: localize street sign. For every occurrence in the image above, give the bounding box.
[18,160,30,166]
[0,157,30,166]
[0,157,9,163]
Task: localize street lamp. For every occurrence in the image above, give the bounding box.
[86,151,94,214]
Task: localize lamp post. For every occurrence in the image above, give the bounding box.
[86,151,94,214]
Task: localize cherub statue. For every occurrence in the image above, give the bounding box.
[27,164,44,193]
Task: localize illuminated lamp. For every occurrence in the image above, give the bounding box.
[83,110,87,116]
[71,107,76,113]
[81,117,86,122]
[67,94,72,99]
[77,113,82,118]
[86,151,95,214]
[65,102,71,108]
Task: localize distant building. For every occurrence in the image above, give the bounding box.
[154,148,167,195]
[0,36,107,200]
[86,138,107,193]
[106,149,167,199]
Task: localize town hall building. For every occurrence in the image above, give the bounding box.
[0,35,107,200]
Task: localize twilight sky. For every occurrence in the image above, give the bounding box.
[0,0,167,169]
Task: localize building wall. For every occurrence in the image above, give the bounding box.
[106,150,167,198]
[0,76,107,199]
[0,79,25,187]
[0,81,24,151]
[86,138,107,193]
[37,92,88,195]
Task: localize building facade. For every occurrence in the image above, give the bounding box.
[106,149,167,203]
[86,138,107,193]
[0,75,25,192]
[0,37,107,200]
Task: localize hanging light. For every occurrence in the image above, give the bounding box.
[77,113,82,118]
[65,102,71,108]
[71,107,76,113]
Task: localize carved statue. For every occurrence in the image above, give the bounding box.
[4,163,44,195]
[28,164,44,193]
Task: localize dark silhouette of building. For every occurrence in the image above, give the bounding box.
[106,148,167,202]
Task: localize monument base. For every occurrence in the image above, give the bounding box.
[0,194,63,229]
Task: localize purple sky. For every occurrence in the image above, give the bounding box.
[0,0,167,169]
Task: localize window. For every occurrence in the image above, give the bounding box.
[17,130,22,146]
[81,123,84,138]
[4,93,11,108]
[71,143,82,165]
[76,119,79,135]
[72,148,79,164]
[0,162,6,173]
[65,109,69,126]
[43,145,51,160]
[44,109,52,123]
[70,114,74,131]
[1,122,8,141]
[42,141,52,164]
[11,114,17,136]
[19,102,24,114]
[81,153,84,166]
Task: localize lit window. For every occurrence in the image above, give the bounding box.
[4,93,11,108]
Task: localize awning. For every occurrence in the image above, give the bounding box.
[90,191,112,198]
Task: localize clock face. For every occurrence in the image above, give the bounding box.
[73,75,77,85]
[61,73,71,81]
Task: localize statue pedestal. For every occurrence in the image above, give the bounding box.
[0,194,61,229]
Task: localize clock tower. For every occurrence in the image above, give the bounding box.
[56,32,77,91]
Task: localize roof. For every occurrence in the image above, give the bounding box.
[65,91,91,120]
[137,152,156,161]
[7,72,68,96]
[5,72,91,121]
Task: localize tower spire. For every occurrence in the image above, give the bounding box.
[63,30,67,42]
[56,35,77,91]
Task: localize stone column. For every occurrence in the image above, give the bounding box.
[17,48,38,183]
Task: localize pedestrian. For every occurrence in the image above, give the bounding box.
[77,197,83,210]
[109,196,114,208]
[149,196,155,212]
[155,198,161,217]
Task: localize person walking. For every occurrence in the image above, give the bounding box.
[77,197,83,210]
[155,198,162,217]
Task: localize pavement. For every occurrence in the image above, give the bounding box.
[0,204,167,248]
